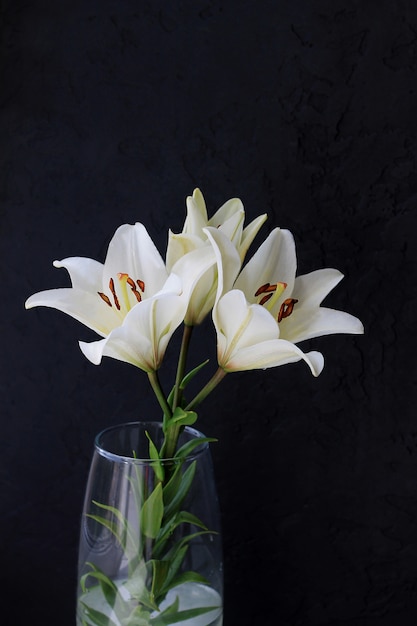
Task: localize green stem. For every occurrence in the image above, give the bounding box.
[172,324,193,411]
[160,324,194,461]
[147,370,172,420]
[162,429,179,461]
[185,367,227,411]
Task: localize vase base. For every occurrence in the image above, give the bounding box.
[77,581,222,626]
[155,582,222,626]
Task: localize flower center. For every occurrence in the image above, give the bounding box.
[255,282,298,323]
[98,274,145,311]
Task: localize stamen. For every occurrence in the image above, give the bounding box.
[98,292,112,307]
[109,278,121,310]
[126,276,142,303]
[259,293,273,306]
[255,282,275,296]
[99,274,145,311]
[256,281,288,313]
[278,298,298,323]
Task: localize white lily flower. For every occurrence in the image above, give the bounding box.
[277,268,364,343]
[79,247,216,371]
[167,188,267,265]
[165,188,267,325]
[214,289,324,375]
[79,274,187,372]
[205,226,364,376]
[233,228,364,343]
[25,223,169,337]
[25,223,216,371]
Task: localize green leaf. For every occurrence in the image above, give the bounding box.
[164,360,209,415]
[80,563,118,607]
[91,501,129,528]
[149,558,170,602]
[162,461,183,510]
[174,437,217,460]
[172,408,198,426]
[86,514,125,551]
[162,530,215,566]
[153,510,207,557]
[145,431,165,482]
[131,587,159,613]
[166,385,176,410]
[163,570,210,594]
[128,457,144,512]
[79,601,119,626]
[152,595,179,619]
[150,603,219,625]
[87,501,137,556]
[140,483,164,539]
[163,461,196,520]
[174,510,208,529]
[164,407,198,432]
[127,460,146,565]
[179,359,209,391]
[160,545,188,591]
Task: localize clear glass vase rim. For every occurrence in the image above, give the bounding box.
[94,420,210,465]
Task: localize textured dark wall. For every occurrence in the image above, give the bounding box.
[1,1,417,624]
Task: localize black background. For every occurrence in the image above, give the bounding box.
[2,1,417,624]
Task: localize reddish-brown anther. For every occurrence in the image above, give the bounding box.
[278,298,298,323]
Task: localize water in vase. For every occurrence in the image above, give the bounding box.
[77,580,222,626]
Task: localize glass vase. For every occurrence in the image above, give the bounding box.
[76,421,223,626]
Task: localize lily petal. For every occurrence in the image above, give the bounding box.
[165,231,202,272]
[208,197,244,228]
[291,268,344,307]
[213,289,324,376]
[183,188,208,235]
[25,288,119,337]
[280,307,365,343]
[278,268,365,342]
[26,222,176,366]
[204,227,242,304]
[169,244,218,325]
[102,223,168,298]
[215,208,245,247]
[165,189,268,326]
[224,340,324,377]
[238,213,268,261]
[234,228,297,314]
[214,290,279,363]
[53,257,104,291]
[182,265,218,326]
[80,284,187,372]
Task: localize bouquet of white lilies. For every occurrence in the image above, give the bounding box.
[25,189,363,626]
[26,188,363,436]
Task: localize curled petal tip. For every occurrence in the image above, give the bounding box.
[79,340,103,365]
[307,351,325,377]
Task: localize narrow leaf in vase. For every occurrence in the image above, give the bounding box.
[140,482,164,539]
